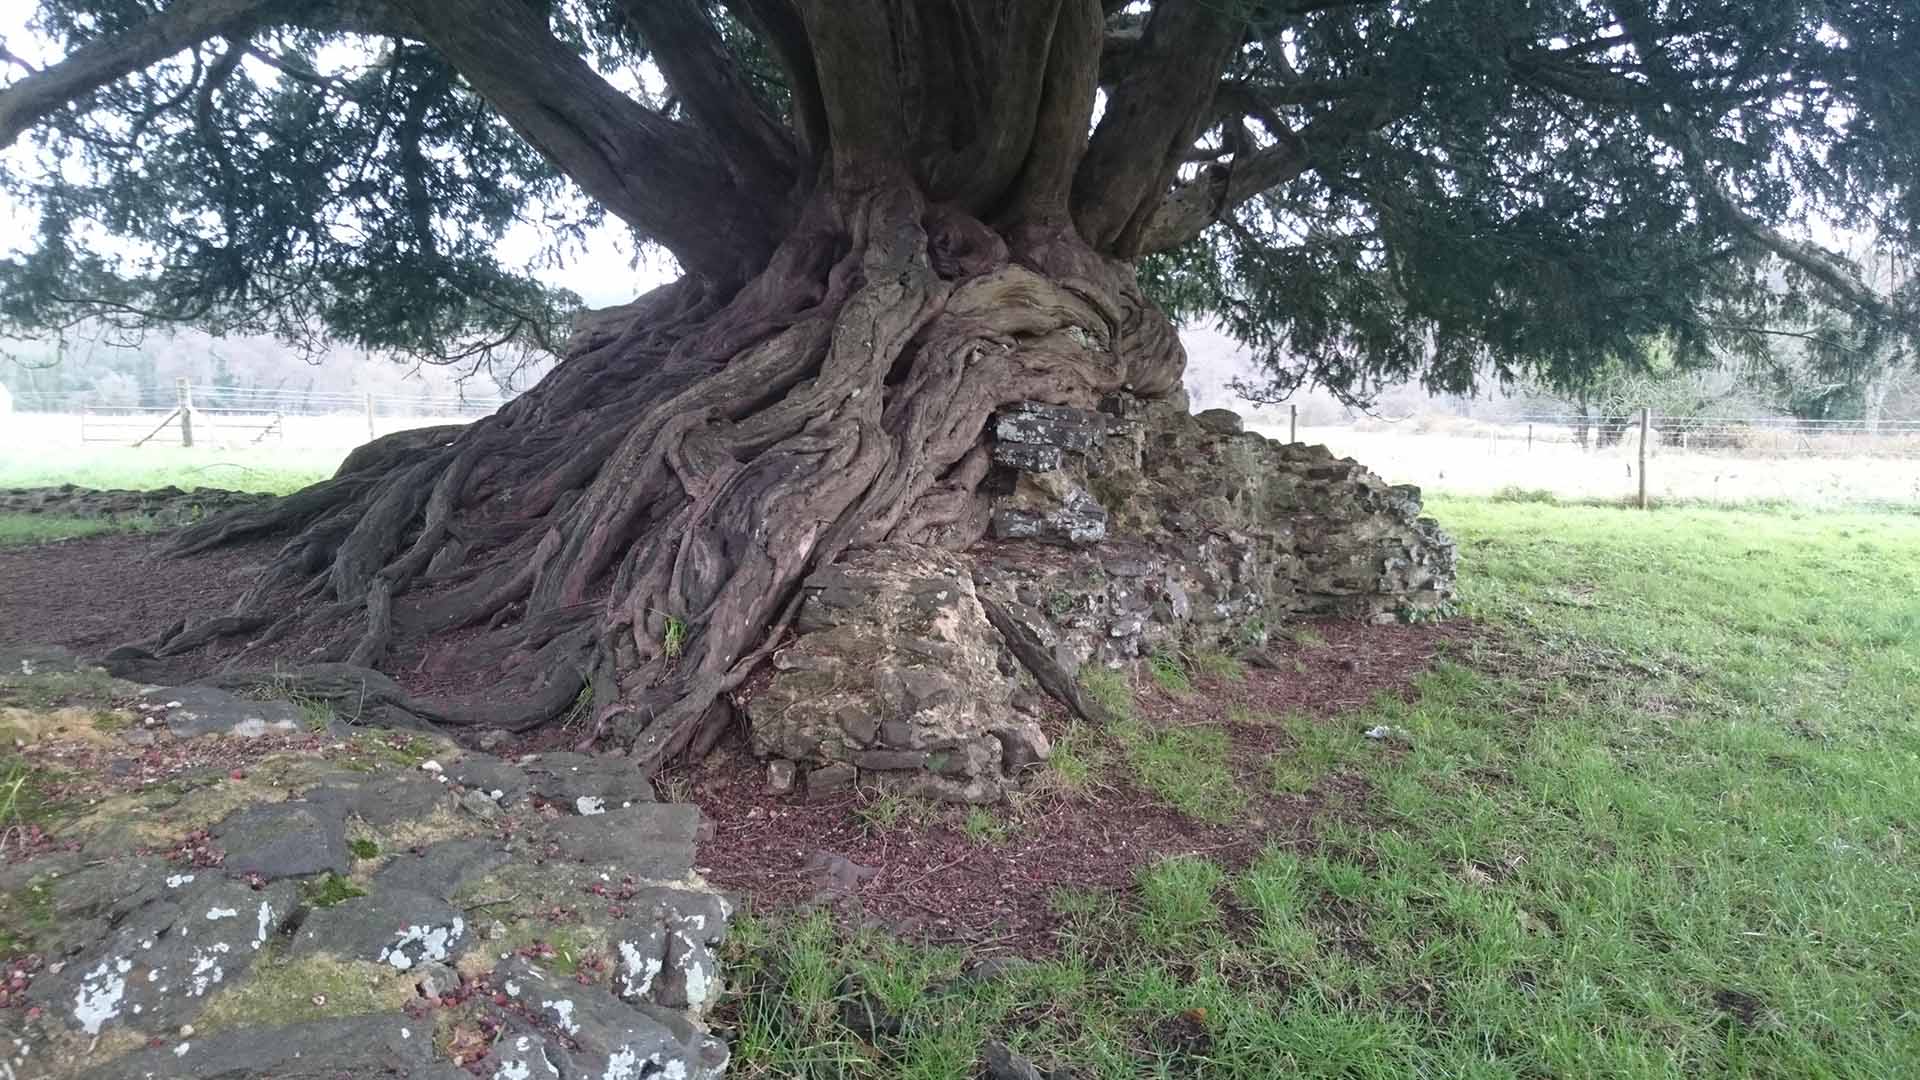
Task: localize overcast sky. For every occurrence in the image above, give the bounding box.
[0,10,667,311]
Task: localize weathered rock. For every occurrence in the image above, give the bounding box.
[993,402,1106,453]
[804,851,877,897]
[989,470,1108,546]
[491,954,730,1078]
[372,838,510,900]
[991,441,1065,472]
[523,751,656,809]
[213,798,350,880]
[142,684,305,738]
[621,887,730,1014]
[1192,407,1246,435]
[992,723,1051,773]
[0,663,735,1080]
[344,772,455,827]
[445,755,532,806]
[291,889,468,972]
[973,395,1458,673]
[806,761,858,800]
[749,545,1023,801]
[548,804,701,879]
[30,875,299,1038]
[83,1014,466,1080]
[767,758,797,795]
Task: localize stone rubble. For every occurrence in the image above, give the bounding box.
[748,395,1456,799]
[0,670,732,1080]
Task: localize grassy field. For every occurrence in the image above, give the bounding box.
[722,498,1920,1079]
[1,462,1915,1075]
[0,515,159,546]
[0,443,337,494]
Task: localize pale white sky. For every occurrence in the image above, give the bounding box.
[0,10,664,311]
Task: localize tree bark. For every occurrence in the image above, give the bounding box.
[164,187,1184,773]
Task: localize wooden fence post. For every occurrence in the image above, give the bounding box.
[176,377,194,448]
[366,392,377,441]
[1637,406,1650,508]
[1289,404,1297,444]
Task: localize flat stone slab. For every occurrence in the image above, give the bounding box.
[30,875,298,1038]
[341,772,456,827]
[85,1014,465,1080]
[523,751,656,810]
[492,954,730,1079]
[213,798,349,880]
[446,755,533,807]
[548,804,700,879]
[142,684,305,738]
[290,888,467,972]
[373,838,512,900]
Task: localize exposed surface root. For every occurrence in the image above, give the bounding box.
[138,189,1185,771]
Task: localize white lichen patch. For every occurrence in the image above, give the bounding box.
[677,932,714,1011]
[602,1045,641,1080]
[541,997,579,1035]
[189,942,232,996]
[377,917,465,971]
[617,940,661,1001]
[166,874,195,889]
[206,907,238,921]
[73,959,127,1035]
[575,796,606,816]
[254,901,273,950]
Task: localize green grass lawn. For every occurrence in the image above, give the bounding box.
[723,499,1920,1078]
[0,444,339,494]
[0,515,157,547]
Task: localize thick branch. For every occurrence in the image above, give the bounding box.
[721,0,828,165]
[1135,95,1393,255]
[620,0,799,207]
[393,0,781,284]
[0,0,268,149]
[1071,0,1243,255]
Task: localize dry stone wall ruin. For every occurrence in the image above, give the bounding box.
[746,396,1457,802]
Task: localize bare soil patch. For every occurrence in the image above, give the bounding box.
[0,521,1469,951]
[683,621,1470,955]
[0,532,279,661]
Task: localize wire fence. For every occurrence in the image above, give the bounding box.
[1252,408,1920,508]
[1466,413,1920,458]
[6,386,1917,506]
[6,381,510,448]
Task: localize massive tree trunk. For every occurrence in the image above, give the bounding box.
[162,191,1181,770]
[80,0,1256,770]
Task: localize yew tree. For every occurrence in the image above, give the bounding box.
[2,0,1917,764]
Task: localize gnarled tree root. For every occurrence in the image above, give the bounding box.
[133,190,1184,774]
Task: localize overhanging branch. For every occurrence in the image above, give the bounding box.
[0,0,270,149]
[620,0,800,207]
[393,0,781,283]
[1071,0,1244,254]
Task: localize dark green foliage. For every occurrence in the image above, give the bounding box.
[1141,0,1920,404]
[3,0,1917,400]
[3,11,597,366]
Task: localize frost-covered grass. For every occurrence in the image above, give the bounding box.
[720,498,1920,1078]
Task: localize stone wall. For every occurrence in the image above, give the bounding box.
[745,397,1456,801]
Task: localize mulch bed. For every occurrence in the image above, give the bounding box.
[0,526,1469,953]
[0,531,281,659]
[683,620,1472,955]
